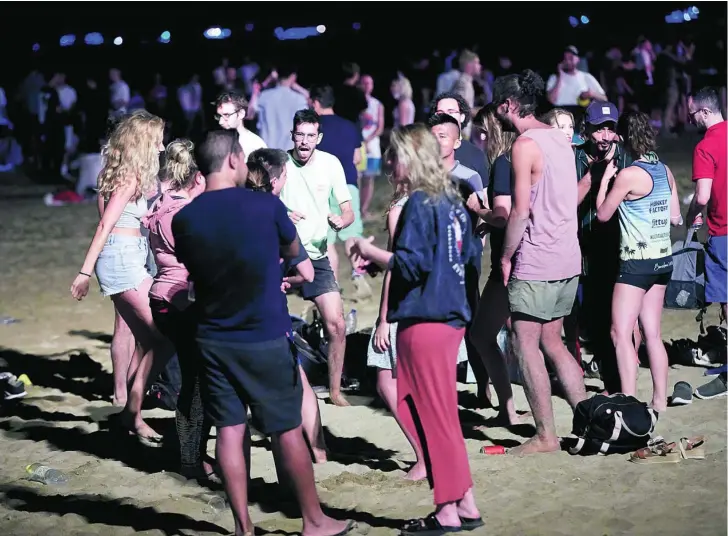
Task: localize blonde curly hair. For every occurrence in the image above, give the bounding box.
[387,123,457,201]
[97,110,165,200]
[163,139,198,191]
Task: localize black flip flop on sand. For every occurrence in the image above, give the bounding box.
[459,516,485,531]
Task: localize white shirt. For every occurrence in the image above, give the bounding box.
[280,150,352,260]
[546,71,605,107]
[57,84,77,111]
[110,80,130,112]
[177,82,202,113]
[238,129,267,158]
[436,69,461,95]
[361,96,383,158]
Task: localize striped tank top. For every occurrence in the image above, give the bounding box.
[617,160,673,272]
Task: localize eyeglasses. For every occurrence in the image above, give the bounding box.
[215,109,241,121]
[292,132,320,141]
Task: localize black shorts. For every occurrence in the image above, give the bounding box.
[617,271,671,291]
[197,336,303,433]
[300,257,340,301]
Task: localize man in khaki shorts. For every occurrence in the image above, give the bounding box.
[494,70,587,455]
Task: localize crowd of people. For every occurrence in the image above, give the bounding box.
[54,45,726,532]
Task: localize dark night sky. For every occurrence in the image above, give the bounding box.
[0,2,725,89]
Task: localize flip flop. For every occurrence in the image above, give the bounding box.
[134,433,164,448]
[679,436,706,460]
[401,513,462,536]
[459,516,485,531]
[330,520,357,536]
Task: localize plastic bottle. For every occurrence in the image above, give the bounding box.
[26,464,69,485]
[345,309,358,335]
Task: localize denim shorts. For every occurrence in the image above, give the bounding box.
[706,234,727,304]
[95,234,152,296]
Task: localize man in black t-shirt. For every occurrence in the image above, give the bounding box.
[334,62,368,125]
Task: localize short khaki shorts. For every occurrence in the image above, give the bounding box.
[508,276,579,321]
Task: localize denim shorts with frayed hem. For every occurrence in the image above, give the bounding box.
[95,234,152,297]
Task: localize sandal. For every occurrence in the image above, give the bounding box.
[679,436,706,460]
[629,437,680,464]
[459,516,484,531]
[401,513,462,536]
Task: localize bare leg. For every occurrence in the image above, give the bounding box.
[540,318,587,410]
[217,424,254,536]
[610,283,646,398]
[638,284,669,412]
[508,317,560,455]
[272,426,351,536]
[313,292,348,406]
[470,278,527,425]
[300,365,328,463]
[376,368,425,480]
[326,244,340,285]
[111,307,134,407]
[359,176,374,220]
[112,278,173,440]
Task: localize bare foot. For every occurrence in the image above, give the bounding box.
[303,518,356,536]
[649,401,667,414]
[330,392,351,407]
[508,436,560,456]
[404,461,427,481]
[112,395,127,408]
[120,411,161,441]
[312,448,328,464]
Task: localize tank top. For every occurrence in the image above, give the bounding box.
[617,160,673,270]
[115,195,148,228]
[512,128,581,281]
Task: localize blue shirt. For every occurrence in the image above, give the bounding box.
[172,188,297,343]
[317,114,363,186]
[387,190,478,328]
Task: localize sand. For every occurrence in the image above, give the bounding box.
[0,137,725,536]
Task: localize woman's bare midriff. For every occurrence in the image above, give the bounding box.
[111,227,143,237]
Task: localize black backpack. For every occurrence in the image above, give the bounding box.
[569,394,658,455]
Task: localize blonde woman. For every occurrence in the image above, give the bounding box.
[71,110,169,446]
[391,74,415,127]
[467,104,531,425]
[350,124,482,534]
[542,108,575,144]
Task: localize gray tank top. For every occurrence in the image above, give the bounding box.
[115,196,147,228]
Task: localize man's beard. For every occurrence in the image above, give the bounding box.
[497,112,516,132]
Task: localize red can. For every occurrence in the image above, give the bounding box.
[480,445,506,455]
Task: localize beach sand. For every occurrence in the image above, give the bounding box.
[0,137,725,536]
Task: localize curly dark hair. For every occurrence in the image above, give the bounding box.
[429,91,472,129]
[492,69,544,118]
[618,110,657,156]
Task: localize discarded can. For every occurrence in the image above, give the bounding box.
[480,445,506,455]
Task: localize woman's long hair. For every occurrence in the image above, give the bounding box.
[476,103,516,165]
[97,110,165,200]
[388,123,457,201]
[163,139,199,191]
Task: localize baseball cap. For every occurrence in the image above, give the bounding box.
[585,101,619,125]
[565,45,579,56]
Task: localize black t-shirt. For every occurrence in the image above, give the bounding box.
[487,154,513,276]
[172,188,297,343]
[334,84,368,125]
[455,140,490,190]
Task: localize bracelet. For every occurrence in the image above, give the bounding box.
[79,271,92,277]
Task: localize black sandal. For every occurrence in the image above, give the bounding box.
[459,516,484,531]
[401,513,463,536]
